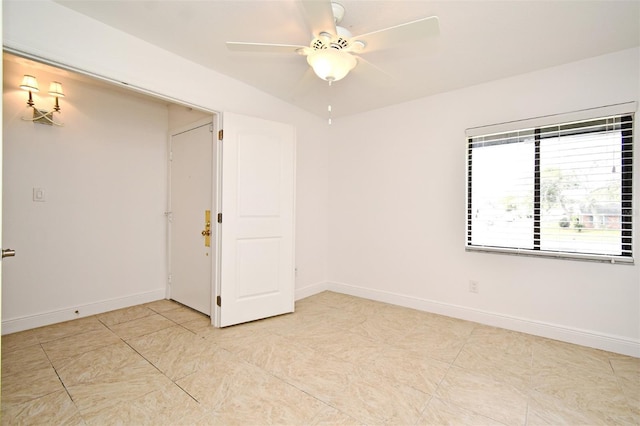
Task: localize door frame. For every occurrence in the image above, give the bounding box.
[212,113,224,327]
[167,116,219,317]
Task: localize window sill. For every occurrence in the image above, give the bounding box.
[465,245,634,265]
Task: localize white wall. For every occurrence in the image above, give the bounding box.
[3,58,169,330]
[327,48,640,356]
[2,0,330,331]
[5,0,636,356]
[167,104,210,130]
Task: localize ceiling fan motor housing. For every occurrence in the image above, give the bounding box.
[312,29,351,51]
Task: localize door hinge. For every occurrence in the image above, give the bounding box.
[217,213,222,223]
[218,129,223,140]
[216,295,221,307]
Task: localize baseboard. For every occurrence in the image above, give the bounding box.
[295,281,329,301]
[324,281,640,358]
[1,289,166,335]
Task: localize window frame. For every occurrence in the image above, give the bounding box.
[465,105,635,264]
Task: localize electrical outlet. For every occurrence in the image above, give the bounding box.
[469,280,479,293]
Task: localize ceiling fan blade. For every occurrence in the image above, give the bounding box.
[352,56,393,87]
[291,67,320,101]
[226,42,307,54]
[354,16,440,53]
[298,0,336,37]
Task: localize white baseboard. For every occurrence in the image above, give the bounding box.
[1,289,166,335]
[295,281,328,301]
[322,281,640,358]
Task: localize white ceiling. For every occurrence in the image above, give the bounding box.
[54,0,639,119]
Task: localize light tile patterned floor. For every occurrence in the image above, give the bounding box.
[1,291,638,425]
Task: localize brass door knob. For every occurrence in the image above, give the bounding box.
[201,230,211,237]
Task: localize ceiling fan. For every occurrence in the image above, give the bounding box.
[226,1,439,84]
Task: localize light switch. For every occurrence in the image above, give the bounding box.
[33,187,46,202]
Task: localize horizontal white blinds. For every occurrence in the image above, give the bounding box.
[466,110,634,262]
[466,102,637,138]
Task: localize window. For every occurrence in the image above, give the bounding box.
[466,105,634,262]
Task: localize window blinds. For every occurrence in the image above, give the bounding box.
[466,103,635,263]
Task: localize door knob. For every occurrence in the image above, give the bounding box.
[202,210,212,247]
[2,249,16,258]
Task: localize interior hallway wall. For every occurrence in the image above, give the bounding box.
[3,58,169,330]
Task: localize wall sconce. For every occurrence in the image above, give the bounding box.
[20,75,65,126]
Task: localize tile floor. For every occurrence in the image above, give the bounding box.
[1,291,638,425]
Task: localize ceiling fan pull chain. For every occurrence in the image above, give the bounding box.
[327,80,333,125]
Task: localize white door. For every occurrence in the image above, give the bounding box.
[169,119,215,315]
[216,113,296,327]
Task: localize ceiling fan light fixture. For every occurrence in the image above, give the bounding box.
[307,48,356,82]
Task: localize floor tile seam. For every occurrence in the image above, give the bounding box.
[106,318,181,342]
[39,319,119,342]
[439,390,527,426]
[609,373,638,414]
[437,362,533,423]
[51,339,158,386]
[123,324,199,351]
[413,392,437,425]
[523,344,535,426]
[283,384,348,425]
[95,308,158,328]
[41,337,124,369]
[304,400,349,425]
[446,361,534,396]
[0,358,56,380]
[119,336,183,387]
[1,385,70,409]
[0,340,42,355]
[72,387,167,423]
[59,382,89,425]
[171,380,203,406]
[22,344,85,415]
[417,394,505,426]
[428,346,457,417]
[146,305,182,314]
[156,311,203,330]
[258,361,341,407]
[445,326,471,368]
[35,321,110,345]
[221,356,358,424]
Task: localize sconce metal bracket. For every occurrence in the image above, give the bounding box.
[23,109,63,126]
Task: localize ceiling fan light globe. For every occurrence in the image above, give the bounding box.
[307,49,356,82]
